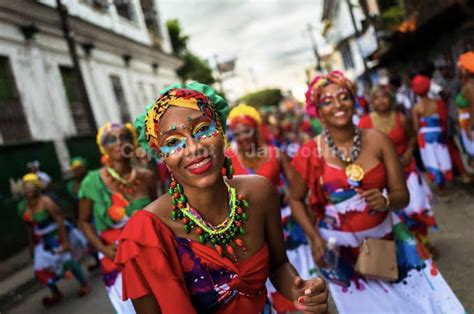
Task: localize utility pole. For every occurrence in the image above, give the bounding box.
[56,0,97,131]
[213,54,225,94]
[346,0,371,87]
[306,24,322,72]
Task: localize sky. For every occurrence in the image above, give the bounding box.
[158,0,330,101]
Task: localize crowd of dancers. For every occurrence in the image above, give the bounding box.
[15,51,474,313]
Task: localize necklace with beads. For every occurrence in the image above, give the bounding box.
[169,180,248,261]
[324,127,365,186]
[105,167,141,194]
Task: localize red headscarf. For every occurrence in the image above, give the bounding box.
[411,75,431,97]
[305,71,355,117]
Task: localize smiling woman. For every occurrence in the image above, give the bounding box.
[290,70,464,314]
[114,82,329,314]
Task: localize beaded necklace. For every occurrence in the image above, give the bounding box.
[105,167,141,194]
[169,180,248,261]
[324,127,365,186]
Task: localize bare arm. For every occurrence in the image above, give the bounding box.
[260,177,298,298]
[412,105,421,132]
[288,171,326,266]
[78,198,115,259]
[400,114,416,166]
[261,177,328,312]
[43,196,69,249]
[358,131,409,212]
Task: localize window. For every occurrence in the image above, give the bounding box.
[340,42,354,70]
[60,66,95,135]
[140,0,162,39]
[110,75,131,123]
[115,0,135,21]
[0,56,30,143]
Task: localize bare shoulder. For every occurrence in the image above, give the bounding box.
[41,195,56,208]
[143,193,173,222]
[362,128,392,152]
[228,175,276,210]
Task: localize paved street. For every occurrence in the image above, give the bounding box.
[6,185,474,313]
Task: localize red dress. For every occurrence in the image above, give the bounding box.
[359,113,416,172]
[226,145,281,186]
[115,210,269,314]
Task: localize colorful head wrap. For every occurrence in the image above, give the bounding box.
[135,82,229,159]
[70,156,87,170]
[305,70,355,117]
[411,75,431,97]
[458,51,474,74]
[228,104,262,130]
[96,122,138,155]
[22,173,42,189]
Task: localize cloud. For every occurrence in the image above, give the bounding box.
[158,0,328,99]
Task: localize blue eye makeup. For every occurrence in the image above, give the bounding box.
[193,121,217,140]
[158,120,219,158]
[159,137,187,156]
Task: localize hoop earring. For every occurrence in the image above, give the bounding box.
[223,156,234,179]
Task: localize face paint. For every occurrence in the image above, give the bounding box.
[318,88,352,108]
[159,137,187,157]
[103,132,133,145]
[193,120,218,141]
[158,120,218,158]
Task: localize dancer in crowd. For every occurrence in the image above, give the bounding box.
[115,83,328,313]
[226,103,316,312]
[26,160,52,192]
[78,122,156,313]
[411,74,453,196]
[66,157,88,218]
[457,51,474,168]
[359,86,438,254]
[289,71,464,313]
[19,173,90,307]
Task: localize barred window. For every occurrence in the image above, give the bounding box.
[60,66,94,135]
[110,75,131,123]
[0,56,30,143]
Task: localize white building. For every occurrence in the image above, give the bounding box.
[0,0,181,170]
[321,0,368,82]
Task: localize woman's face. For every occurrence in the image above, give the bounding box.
[158,106,225,189]
[317,83,355,128]
[231,122,257,151]
[103,127,134,161]
[371,90,392,113]
[23,182,39,199]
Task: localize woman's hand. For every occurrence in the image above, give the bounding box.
[292,276,328,313]
[102,244,117,261]
[356,188,388,211]
[309,233,326,267]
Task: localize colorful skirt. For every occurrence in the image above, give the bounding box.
[318,194,464,314]
[396,169,437,244]
[459,109,474,160]
[33,222,86,287]
[417,126,453,187]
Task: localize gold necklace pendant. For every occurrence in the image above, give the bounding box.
[345,163,365,186]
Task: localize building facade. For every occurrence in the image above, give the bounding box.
[0,0,181,170]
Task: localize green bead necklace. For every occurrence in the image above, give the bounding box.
[169,179,248,261]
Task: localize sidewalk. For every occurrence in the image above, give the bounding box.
[0,249,39,312]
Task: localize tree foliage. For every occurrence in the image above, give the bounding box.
[239,89,283,108]
[166,19,215,85]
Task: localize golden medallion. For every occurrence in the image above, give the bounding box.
[345,163,365,184]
